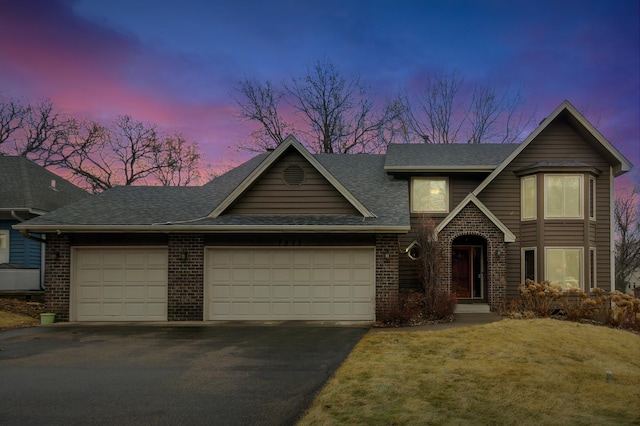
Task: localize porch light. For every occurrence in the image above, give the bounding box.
[181,251,188,261]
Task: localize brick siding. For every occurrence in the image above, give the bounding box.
[167,234,204,321]
[375,234,399,319]
[44,233,71,321]
[437,203,507,310]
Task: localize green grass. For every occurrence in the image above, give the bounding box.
[298,319,640,425]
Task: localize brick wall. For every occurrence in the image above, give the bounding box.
[375,234,399,319]
[44,233,71,321]
[437,203,507,310]
[167,234,204,321]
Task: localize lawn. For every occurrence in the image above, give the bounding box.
[298,319,640,425]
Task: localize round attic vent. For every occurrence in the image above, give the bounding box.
[283,165,305,186]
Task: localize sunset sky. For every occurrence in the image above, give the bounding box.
[1,0,638,186]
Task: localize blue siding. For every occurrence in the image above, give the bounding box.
[0,220,42,268]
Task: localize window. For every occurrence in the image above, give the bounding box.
[521,175,537,220]
[522,248,537,282]
[589,176,596,220]
[411,177,448,213]
[0,230,8,264]
[544,175,583,219]
[589,248,596,289]
[545,247,583,290]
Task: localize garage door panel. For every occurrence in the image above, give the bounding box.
[75,248,168,321]
[272,285,290,298]
[207,248,374,321]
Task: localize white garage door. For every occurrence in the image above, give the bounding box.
[73,248,168,321]
[206,247,375,321]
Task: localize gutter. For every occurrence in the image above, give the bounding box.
[11,211,47,243]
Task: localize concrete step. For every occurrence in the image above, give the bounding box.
[455,304,491,314]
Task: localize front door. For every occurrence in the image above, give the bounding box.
[452,246,484,299]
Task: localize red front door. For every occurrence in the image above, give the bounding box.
[452,246,484,299]
[452,247,472,298]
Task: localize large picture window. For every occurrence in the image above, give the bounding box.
[0,230,9,264]
[411,177,448,213]
[544,175,583,219]
[521,175,537,220]
[545,247,583,290]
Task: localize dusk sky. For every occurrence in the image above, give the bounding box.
[1,0,638,187]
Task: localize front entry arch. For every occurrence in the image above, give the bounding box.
[452,235,487,300]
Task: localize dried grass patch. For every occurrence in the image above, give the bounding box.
[0,311,39,330]
[299,319,640,425]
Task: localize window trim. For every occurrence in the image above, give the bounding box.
[544,247,584,291]
[411,177,449,213]
[544,174,584,219]
[521,175,537,221]
[589,176,596,221]
[0,230,9,264]
[521,247,537,283]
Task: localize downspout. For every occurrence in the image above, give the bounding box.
[12,211,47,290]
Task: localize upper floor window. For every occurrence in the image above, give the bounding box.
[545,247,583,290]
[521,175,537,220]
[411,177,449,213]
[589,176,596,220]
[544,175,583,219]
[0,230,9,264]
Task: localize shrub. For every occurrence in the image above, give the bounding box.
[510,280,640,333]
[517,279,563,317]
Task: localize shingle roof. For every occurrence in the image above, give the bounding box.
[384,143,519,171]
[0,156,88,213]
[17,151,410,231]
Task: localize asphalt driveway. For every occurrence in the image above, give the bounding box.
[0,324,368,426]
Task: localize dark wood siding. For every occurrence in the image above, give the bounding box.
[226,149,359,215]
[478,117,614,295]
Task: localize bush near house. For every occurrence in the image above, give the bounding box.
[506,279,640,333]
[377,216,457,327]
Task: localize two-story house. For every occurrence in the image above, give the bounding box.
[15,100,632,322]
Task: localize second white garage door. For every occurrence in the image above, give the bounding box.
[206,247,375,321]
[73,248,168,321]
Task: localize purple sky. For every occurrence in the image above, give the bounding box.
[1,0,638,187]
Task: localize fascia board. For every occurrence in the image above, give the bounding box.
[384,165,496,172]
[12,223,410,234]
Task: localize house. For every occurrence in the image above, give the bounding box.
[0,156,88,290]
[14,100,633,322]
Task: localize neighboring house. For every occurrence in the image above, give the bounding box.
[0,156,88,290]
[15,100,633,322]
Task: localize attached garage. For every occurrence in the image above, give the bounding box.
[206,247,375,321]
[72,248,168,321]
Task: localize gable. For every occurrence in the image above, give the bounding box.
[224,148,360,215]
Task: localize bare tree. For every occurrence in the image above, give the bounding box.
[398,71,531,144]
[234,58,397,154]
[286,59,398,153]
[232,78,291,152]
[153,134,201,186]
[398,71,464,144]
[0,96,76,165]
[615,187,640,292]
[58,116,201,192]
[467,83,529,144]
[1,95,203,192]
[0,96,26,147]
